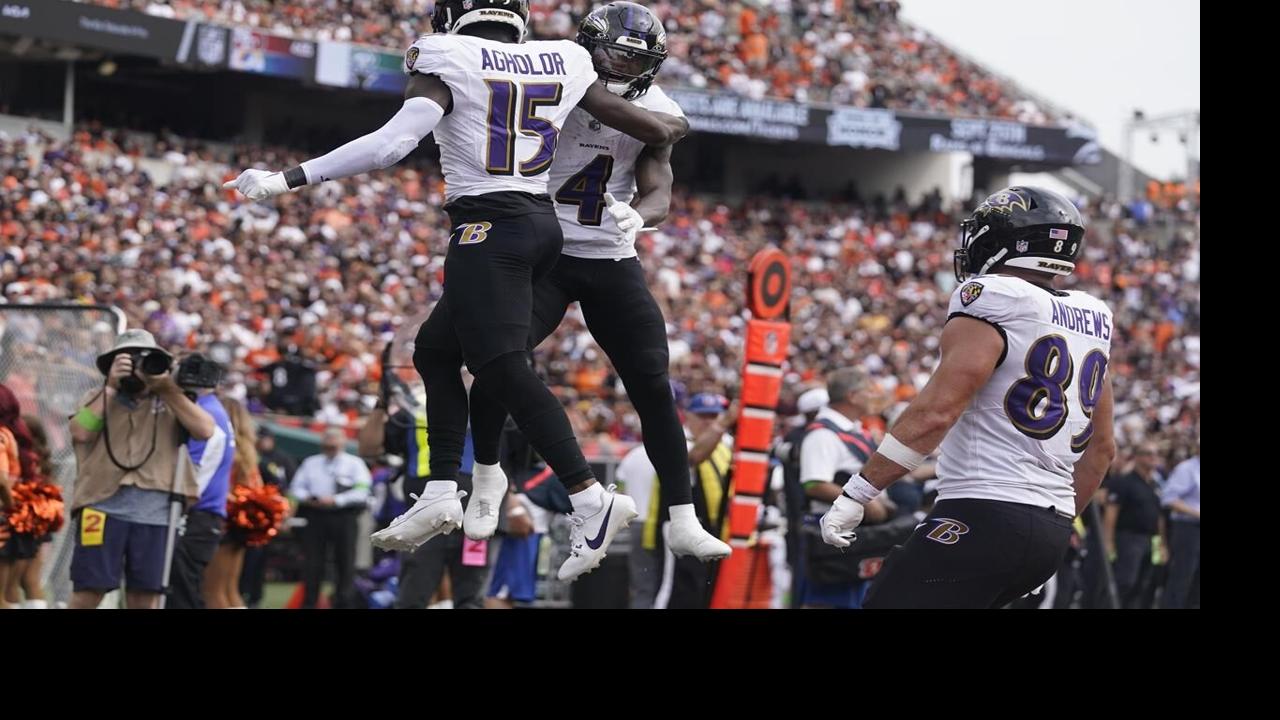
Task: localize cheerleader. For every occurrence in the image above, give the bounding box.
[204,399,287,608]
[0,384,45,609]
[3,416,62,609]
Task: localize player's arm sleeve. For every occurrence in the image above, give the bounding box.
[294,97,444,185]
[284,37,450,187]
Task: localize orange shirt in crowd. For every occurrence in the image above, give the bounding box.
[1155,322,1176,353]
[740,33,768,65]
[574,366,608,395]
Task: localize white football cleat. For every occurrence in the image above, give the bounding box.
[557,484,638,582]
[371,486,466,551]
[667,515,732,561]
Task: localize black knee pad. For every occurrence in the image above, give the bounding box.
[413,343,461,381]
[472,351,537,402]
[631,345,671,378]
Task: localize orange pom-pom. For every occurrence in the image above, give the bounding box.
[5,480,62,535]
[226,484,289,547]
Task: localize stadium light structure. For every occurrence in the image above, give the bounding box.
[1119,109,1200,203]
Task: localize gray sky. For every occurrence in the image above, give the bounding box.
[901,0,1200,180]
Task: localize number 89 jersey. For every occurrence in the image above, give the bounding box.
[935,274,1114,516]
[404,33,597,203]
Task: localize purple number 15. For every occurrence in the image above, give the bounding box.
[485,80,563,177]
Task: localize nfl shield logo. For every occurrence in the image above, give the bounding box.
[463,0,474,8]
[1016,239,1029,252]
[960,282,984,307]
[765,331,779,355]
[589,118,602,132]
[197,26,227,66]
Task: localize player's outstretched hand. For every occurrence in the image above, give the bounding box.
[223,169,289,201]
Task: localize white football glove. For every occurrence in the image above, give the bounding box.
[222,168,290,202]
[819,494,866,548]
[602,192,644,251]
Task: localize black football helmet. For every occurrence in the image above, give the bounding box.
[954,186,1086,282]
[432,0,530,39]
[577,2,667,100]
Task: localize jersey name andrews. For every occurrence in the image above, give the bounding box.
[1049,300,1112,340]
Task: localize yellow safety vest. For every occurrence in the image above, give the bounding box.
[413,409,430,478]
[642,442,733,550]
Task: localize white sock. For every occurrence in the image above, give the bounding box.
[472,463,505,486]
[423,480,458,496]
[569,482,606,515]
[23,599,49,610]
[670,503,698,524]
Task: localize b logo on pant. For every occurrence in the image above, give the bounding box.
[925,518,970,545]
[456,222,492,245]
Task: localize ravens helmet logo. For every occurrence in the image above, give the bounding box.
[978,188,1032,215]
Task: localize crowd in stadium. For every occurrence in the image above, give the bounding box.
[0,0,1197,613]
[1,122,1200,476]
[84,0,1063,122]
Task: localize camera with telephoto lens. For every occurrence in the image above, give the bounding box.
[117,349,173,395]
[133,349,173,376]
[176,353,226,389]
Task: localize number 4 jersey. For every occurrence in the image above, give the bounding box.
[404,33,597,203]
[935,273,1114,515]
[550,85,684,260]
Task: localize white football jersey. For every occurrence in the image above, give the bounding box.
[935,274,1114,516]
[404,33,597,203]
[548,85,684,260]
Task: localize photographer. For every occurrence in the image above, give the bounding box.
[66,330,215,610]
